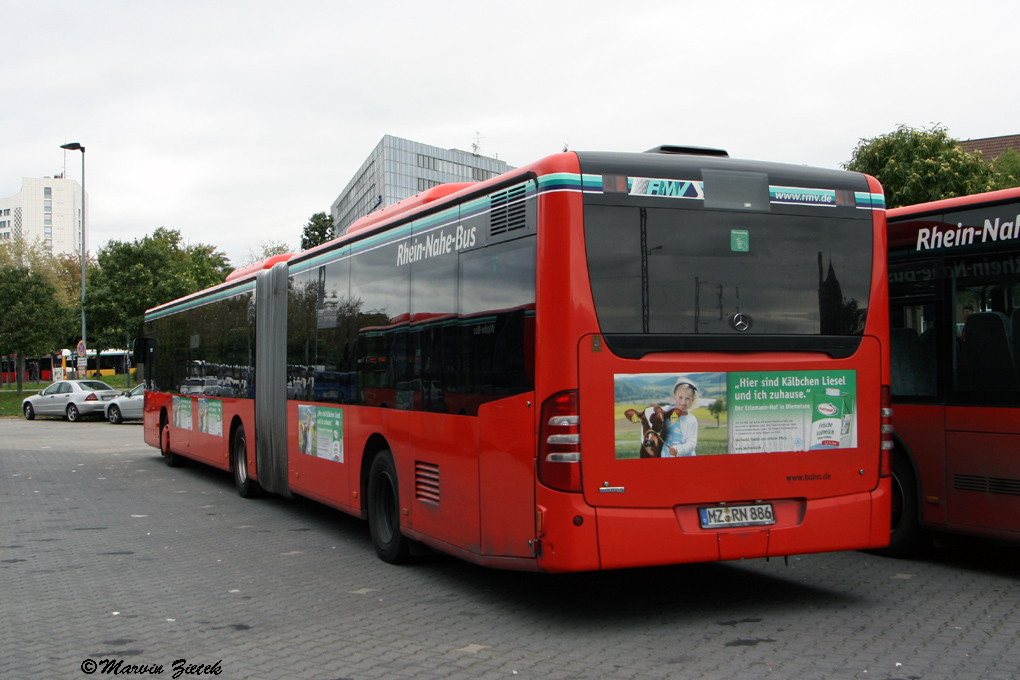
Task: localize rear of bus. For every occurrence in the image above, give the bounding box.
[531,149,892,571]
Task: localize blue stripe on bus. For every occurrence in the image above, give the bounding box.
[855,192,886,210]
[146,280,255,321]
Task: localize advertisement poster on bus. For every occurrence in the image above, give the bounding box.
[197,398,222,437]
[172,396,193,431]
[614,370,857,459]
[297,404,344,463]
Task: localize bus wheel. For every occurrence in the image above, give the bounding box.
[161,421,186,468]
[232,425,262,498]
[367,451,412,564]
[875,449,923,557]
[23,403,35,420]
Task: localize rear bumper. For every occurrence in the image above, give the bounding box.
[78,401,111,415]
[596,480,892,570]
[536,477,891,572]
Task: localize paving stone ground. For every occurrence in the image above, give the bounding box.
[1,418,1018,680]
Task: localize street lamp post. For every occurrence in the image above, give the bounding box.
[60,142,86,373]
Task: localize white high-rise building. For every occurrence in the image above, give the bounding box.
[0,177,88,258]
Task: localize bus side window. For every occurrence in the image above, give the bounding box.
[961,311,1019,392]
[953,274,1020,398]
[890,303,936,397]
[1010,285,1020,374]
[1012,307,1020,374]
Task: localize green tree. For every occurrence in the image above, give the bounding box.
[0,238,71,395]
[51,250,98,350]
[991,147,1020,190]
[844,124,995,209]
[300,212,336,250]
[87,227,231,365]
[708,396,727,428]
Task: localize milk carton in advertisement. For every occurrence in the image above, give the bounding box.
[809,388,854,450]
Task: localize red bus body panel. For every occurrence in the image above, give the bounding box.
[892,404,949,526]
[286,399,353,510]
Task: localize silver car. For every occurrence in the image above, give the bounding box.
[22,380,121,422]
[104,383,145,424]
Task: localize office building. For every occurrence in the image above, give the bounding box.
[331,135,512,236]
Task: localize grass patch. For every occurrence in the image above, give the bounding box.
[615,401,728,459]
[0,390,32,417]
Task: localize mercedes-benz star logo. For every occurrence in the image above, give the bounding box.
[731,313,752,332]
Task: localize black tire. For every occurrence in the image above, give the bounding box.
[161,420,186,468]
[873,449,924,557]
[232,425,262,498]
[66,403,81,422]
[23,402,35,420]
[108,405,122,424]
[367,451,412,564]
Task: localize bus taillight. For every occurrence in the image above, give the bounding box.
[879,385,893,477]
[539,390,582,493]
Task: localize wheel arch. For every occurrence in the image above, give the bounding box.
[228,415,247,474]
[359,433,392,517]
[890,431,924,524]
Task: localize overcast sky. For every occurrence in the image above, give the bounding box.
[2,0,1017,268]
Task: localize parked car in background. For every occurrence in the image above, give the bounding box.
[179,378,228,397]
[22,380,121,422]
[104,383,145,424]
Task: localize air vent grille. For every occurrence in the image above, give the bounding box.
[954,474,1020,496]
[954,475,987,492]
[989,477,1020,496]
[490,184,528,237]
[415,461,440,504]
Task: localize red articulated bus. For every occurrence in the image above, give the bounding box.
[884,186,1020,554]
[138,145,892,572]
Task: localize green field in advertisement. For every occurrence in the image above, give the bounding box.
[614,370,856,459]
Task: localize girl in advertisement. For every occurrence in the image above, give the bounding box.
[662,377,699,457]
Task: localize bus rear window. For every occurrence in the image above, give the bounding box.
[584,205,872,336]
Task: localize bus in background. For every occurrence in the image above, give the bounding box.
[884,186,1020,555]
[137,145,892,572]
[90,349,134,378]
[2,350,135,384]
[2,354,57,384]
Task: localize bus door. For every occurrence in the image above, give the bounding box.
[477,393,536,558]
[887,261,949,527]
[944,272,1020,534]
